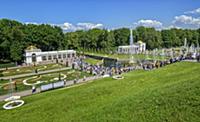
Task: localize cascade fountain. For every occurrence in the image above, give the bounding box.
[184,38,187,48]
[145,50,150,60]
[170,48,174,59]
[153,49,156,63]
[161,49,165,61]
[129,29,135,64]
[184,38,189,57]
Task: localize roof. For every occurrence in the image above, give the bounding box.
[137,40,144,44]
[118,45,139,48]
[26,45,38,50]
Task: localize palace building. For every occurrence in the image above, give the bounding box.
[117,41,146,54]
[24,46,76,64]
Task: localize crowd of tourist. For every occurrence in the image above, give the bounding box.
[72,57,136,77]
[72,51,200,78]
[142,52,200,70]
[142,55,183,70]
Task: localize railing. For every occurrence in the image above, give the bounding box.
[40,75,102,92]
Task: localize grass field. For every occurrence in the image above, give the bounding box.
[0,62,199,122]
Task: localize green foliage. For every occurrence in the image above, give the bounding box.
[10,42,23,62]
[136,26,162,49]
[113,28,130,46]
[0,19,64,63]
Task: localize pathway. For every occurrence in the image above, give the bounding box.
[0,88,41,102]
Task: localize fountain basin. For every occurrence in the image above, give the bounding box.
[112,75,124,80]
[3,100,24,110]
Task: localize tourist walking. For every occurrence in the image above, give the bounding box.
[32,86,36,93]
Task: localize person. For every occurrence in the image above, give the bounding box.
[197,54,200,62]
[74,78,77,84]
[83,76,86,81]
[14,81,17,91]
[35,68,38,73]
[170,58,173,64]
[32,86,36,93]
[72,63,75,69]
[65,61,68,67]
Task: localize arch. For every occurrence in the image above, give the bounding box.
[32,53,37,63]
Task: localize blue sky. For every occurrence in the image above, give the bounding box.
[0,0,200,31]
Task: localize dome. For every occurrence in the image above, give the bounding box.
[26,45,38,50]
[137,40,143,44]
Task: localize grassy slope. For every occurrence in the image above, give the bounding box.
[0,62,199,122]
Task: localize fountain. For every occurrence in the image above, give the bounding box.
[184,38,187,48]
[129,29,135,64]
[184,38,189,57]
[112,75,124,80]
[179,47,183,57]
[153,49,157,63]
[145,50,150,60]
[197,42,200,54]
[189,43,195,53]
[161,49,165,61]
[170,48,174,59]
[3,79,24,110]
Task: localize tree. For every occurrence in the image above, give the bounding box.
[137,26,162,49]
[113,28,130,46]
[10,42,23,64]
[10,27,25,64]
[64,32,80,50]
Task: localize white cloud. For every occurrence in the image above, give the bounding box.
[163,25,181,30]
[77,23,103,30]
[25,22,103,32]
[171,7,200,29]
[134,19,163,29]
[184,8,200,14]
[60,22,103,32]
[61,22,76,31]
[173,15,200,27]
[25,22,40,25]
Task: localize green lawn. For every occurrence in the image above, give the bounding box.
[0,62,199,122]
[83,52,169,61]
[84,58,103,65]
